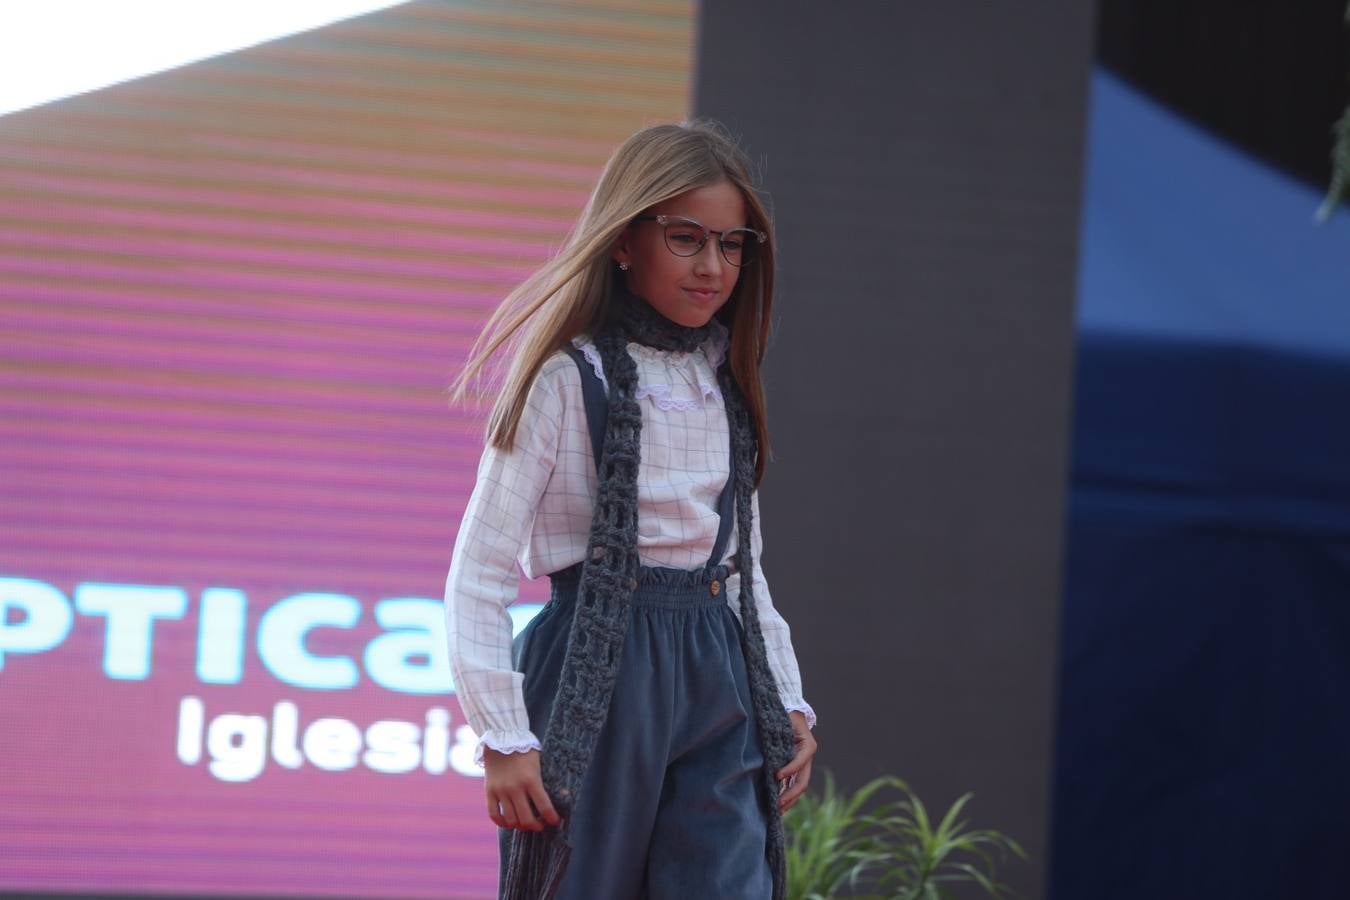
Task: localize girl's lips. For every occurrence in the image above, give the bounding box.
[684,287,719,301]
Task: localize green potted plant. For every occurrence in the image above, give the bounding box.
[783,772,1026,900]
[1318,2,1350,221]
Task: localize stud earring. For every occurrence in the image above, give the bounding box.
[619,262,630,271]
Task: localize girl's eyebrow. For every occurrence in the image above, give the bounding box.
[660,214,752,231]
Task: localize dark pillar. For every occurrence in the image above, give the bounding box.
[694,4,1097,895]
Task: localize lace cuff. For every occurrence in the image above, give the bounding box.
[474,728,543,767]
[783,700,818,731]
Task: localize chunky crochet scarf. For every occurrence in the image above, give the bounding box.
[500,290,796,899]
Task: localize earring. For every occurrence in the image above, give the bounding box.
[619,262,630,271]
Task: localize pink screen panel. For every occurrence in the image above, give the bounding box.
[0,2,693,896]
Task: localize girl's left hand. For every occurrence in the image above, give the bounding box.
[776,711,816,813]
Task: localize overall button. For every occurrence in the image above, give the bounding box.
[710,579,721,596]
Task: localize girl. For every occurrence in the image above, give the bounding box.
[445,120,817,900]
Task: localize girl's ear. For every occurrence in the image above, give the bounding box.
[610,225,633,268]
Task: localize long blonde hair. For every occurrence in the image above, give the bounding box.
[452,120,777,484]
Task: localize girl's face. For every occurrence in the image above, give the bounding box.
[612,180,748,328]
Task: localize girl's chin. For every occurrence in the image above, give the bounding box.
[656,297,724,328]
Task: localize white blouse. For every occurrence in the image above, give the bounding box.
[444,323,815,762]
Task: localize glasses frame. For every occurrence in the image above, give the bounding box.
[632,214,767,267]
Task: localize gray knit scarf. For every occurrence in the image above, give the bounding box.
[500,289,796,899]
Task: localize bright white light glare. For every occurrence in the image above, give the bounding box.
[0,0,409,117]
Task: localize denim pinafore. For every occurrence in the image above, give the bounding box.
[501,348,772,900]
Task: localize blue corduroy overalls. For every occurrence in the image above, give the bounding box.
[501,348,772,900]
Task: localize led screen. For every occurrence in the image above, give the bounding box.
[0,1,694,896]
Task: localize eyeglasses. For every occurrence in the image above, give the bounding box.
[633,215,766,267]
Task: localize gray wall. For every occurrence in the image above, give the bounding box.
[694,4,1097,896]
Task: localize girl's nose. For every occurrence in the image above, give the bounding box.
[692,239,723,275]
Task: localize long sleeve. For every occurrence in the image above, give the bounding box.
[446,335,816,763]
[444,368,562,764]
[730,490,817,729]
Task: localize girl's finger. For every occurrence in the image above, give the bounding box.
[500,793,524,830]
[776,741,815,780]
[778,764,812,812]
[486,792,509,829]
[528,781,562,826]
[508,790,542,831]
[776,756,798,780]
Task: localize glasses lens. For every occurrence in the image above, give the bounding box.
[661,218,707,257]
[719,228,760,267]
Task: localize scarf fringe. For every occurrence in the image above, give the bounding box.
[501,826,572,900]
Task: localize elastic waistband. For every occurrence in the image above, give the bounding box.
[548,562,733,608]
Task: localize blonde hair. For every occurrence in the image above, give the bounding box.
[452,120,776,484]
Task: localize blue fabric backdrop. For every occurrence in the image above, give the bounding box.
[1051,69,1350,900]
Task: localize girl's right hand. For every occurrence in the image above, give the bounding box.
[483,748,561,831]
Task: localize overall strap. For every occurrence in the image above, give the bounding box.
[564,344,736,572]
[707,407,737,572]
[564,346,608,475]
